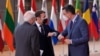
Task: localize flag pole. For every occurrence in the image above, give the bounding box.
[60,43,67,56]
[8,48,15,56]
[61,44,64,56]
[93,37,98,52]
[64,44,68,56]
[8,47,12,56]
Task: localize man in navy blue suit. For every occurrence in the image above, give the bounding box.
[58,5,89,56]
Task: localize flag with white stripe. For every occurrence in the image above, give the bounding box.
[31,0,37,13]
[41,0,48,18]
[49,0,58,45]
[17,0,25,24]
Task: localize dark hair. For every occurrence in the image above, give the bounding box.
[62,5,75,14]
[35,10,45,17]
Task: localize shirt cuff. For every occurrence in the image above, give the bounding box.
[70,39,72,44]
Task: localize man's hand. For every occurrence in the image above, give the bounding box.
[64,39,72,44]
[48,32,55,37]
[58,34,64,40]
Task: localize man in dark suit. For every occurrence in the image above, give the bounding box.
[14,11,40,56]
[33,10,57,56]
[58,5,89,56]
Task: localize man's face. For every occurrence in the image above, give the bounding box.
[30,17,35,24]
[63,10,71,20]
[39,13,46,24]
[32,17,35,23]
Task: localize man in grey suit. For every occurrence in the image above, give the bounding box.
[58,5,89,56]
[14,11,40,56]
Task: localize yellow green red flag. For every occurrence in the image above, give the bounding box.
[3,0,15,52]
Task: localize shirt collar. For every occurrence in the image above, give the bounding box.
[72,15,77,23]
[35,21,41,27]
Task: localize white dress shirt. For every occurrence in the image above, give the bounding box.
[35,21,42,32]
[72,15,78,23]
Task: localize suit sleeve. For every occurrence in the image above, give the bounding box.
[13,26,18,49]
[13,25,21,48]
[72,20,89,45]
[31,27,40,56]
[45,25,60,37]
[61,26,68,37]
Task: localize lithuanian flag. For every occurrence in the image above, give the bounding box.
[3,0,15,51]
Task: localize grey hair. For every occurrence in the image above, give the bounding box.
[24,10,35,21]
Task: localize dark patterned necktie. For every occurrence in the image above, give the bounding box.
[70,21,73,30]
[40,25,45,35]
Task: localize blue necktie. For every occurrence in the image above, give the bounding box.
[70,21,73,29]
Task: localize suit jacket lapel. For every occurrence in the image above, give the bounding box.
[69,15,80,36]
[33,23,41,33]
[70,20,77,32]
